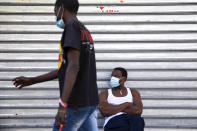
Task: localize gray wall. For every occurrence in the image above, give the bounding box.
[0,0,197,130]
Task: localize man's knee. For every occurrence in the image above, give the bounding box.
[127,114,145,126]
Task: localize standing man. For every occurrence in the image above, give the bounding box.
[12,0,99,130]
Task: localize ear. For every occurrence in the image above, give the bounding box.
[119,76,126,85]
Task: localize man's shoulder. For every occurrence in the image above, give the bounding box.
[129,88,141,96]
[65,18,82,29]
[99,90,108,97]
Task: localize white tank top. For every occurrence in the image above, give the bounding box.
[103,88,133,127]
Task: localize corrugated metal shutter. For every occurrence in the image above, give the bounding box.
[1,0,197,130]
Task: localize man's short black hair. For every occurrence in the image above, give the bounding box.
[114,67,128,79]
[55,0,79,14]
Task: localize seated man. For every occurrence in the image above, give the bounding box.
[99,67,145,131]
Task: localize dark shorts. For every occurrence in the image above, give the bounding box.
[104,114,145,131]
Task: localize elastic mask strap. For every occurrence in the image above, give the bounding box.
[57,6,63,20]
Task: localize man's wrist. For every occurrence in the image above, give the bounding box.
[59,98,68,108]
[59,103,67,109]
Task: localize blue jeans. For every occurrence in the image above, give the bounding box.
[52,105,98,131]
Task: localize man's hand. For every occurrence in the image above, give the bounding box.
[12,70,58,89]
[12,76,34,89]
[55,107,67,129]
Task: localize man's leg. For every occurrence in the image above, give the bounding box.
[52,106,93,131]
[78,106,98,131]
[104,114,130,131]
[127,114,145,131]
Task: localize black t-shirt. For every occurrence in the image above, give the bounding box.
[57,18,99,108]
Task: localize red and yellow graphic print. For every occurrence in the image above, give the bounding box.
[57,29,93,70]
[81,30,93,43]
[57,43,63,70]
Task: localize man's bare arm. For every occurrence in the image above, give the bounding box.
[31,69,58,84]
[12,69,58,89]
[99,91,129,117]
[60,48,80,105]
[123,89,143,116]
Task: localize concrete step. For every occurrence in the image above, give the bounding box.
[2,86,197,92]
[2,80,197,89]
[2,43,197,53]
[2,33,197,42]
[1,118,197,128]
[0,128,101,131]
[1,99,197,109]
[1,15,197,24]
[2,24,197,33]
[1,89,197,100]
[1,5,197,14]
[4,71,197,81]
[0,128,197,131]
[2,0,197,4]
[2,61,197,71]
[1,108,197,118]
[1,128,197,131]
[2,52,197,62]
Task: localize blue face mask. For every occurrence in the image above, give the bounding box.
[55,6,65,29]
[110,76,120,88]
[55,18,65,29]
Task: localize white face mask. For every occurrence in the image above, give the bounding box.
[110,76,120,88]
[55,6,65,29]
